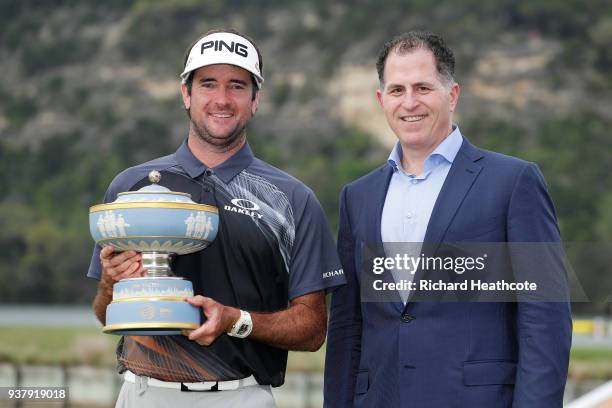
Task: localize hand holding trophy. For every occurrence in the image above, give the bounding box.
[89,171,218,335]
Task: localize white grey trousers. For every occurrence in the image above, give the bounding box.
[115,378,277,408]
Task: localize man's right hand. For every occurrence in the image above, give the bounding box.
[99,246,145,282]
[94,246,144,324]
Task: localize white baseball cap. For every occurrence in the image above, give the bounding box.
[180,32,264,89]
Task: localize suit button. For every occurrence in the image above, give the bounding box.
[401,313,415,323]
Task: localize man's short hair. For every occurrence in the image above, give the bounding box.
[376,31,455,87]
[182,28,264,100]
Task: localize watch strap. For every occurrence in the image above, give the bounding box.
[227,310,253,338]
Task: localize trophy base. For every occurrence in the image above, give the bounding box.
[103,322,200,336]
[104,277,200,336]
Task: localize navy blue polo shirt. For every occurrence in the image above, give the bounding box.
[87,140,345,386]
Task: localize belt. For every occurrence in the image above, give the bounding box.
[124,370,259,392]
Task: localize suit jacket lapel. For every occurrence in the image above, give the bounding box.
[423,139,483,246]
[404,139,483,307]
[365,165,394,243]
[364,165,404,308]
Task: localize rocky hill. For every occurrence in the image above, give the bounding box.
[1,0,611,307]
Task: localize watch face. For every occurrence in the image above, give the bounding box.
[237,324,249,336]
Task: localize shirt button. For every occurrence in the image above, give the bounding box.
[401,313,415,323]
[411,179,418,184]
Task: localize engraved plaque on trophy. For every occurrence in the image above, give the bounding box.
[89,171,218,335]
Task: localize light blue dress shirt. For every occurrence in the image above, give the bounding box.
[381,126,463,302]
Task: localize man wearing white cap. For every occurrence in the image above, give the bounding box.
[88,29,345,407]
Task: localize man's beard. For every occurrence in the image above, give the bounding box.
[188,110,248,151]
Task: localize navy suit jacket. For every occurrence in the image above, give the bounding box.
[324,138,572,408]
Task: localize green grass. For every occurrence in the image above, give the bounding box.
[287,348,326,373]
[569,347,612,381]
[1,326,611,381]
[0,326,118,366]
[0,325,322,371]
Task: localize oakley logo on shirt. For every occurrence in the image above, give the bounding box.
[224,198,263,219]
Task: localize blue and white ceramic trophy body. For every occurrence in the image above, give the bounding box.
[89,171,218,335]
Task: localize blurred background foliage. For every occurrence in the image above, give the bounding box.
[0,0,611,313]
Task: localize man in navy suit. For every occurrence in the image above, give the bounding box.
[324,31,571,407]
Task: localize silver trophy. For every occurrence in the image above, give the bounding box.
[89,171,219,335]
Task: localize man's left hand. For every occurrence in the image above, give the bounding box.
[182,295,240,346]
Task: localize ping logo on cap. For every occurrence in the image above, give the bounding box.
[180,31,264,88]
[201,40,249,58]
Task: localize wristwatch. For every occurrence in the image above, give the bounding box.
[227,310,253,338]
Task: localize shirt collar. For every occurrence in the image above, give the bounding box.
[387,125,464,173]
[174,139,254,184]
